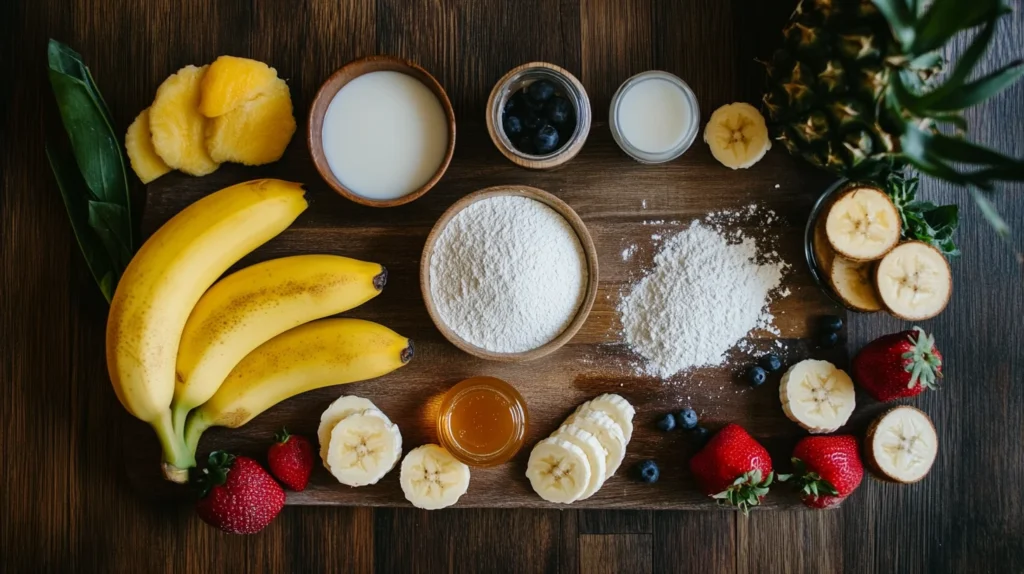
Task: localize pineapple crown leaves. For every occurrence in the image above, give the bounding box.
[904,326,943,390]
[190,451,236,499]
[711,469,776,515]
[885,172,960,257]
[788,457,840,500]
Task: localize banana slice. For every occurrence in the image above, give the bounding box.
[703,102,771,169]
[400,444,471,510]
[813,212,836,275]
[326,409,402,487]
[318,395,379,469]
[526,437,591,504]
[829,256,883,312]
[551,424,608,499]
[780,359,856,434]
[580,394,635,443]
[865,406,938,484]
[874,241,952,320]
[566,408,627,476]
[824,186,901,261]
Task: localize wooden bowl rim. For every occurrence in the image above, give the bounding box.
[419,185,600,362]
[307,55,457,208]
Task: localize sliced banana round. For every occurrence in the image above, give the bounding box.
[318,395,378,469]
[551,424,608,500]
[825,186,901,261]
[874,241,951,320]
[829,256,882,312]
[865,406,938,484]
[813,214,836,276]
[526,437,591,504]
[326,408,402,487]
[566,409,627,476]
[703,102,771,169]
[780,359,856,434]
[400,444,471,510]
[581,394,635,443]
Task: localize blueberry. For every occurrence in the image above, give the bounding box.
[514,135,536,155]
[692,426,711,447]
[746,365,768,387]
[521,110,547,131]
[544,97,573,125]
[656,413,676,431]
[516,90,545,112]
[819,331,840,348]
[819,314,843,333]
[533,125,561,154]
[637,460,660,484]
[503,95,519,115]
[503,114,523,137]
[527,80,556,102]
[676,407,699,430]
[759,354,783,373]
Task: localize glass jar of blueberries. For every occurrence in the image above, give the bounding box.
[486,62,592,169]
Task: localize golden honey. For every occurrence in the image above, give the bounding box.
[436,376,528,467]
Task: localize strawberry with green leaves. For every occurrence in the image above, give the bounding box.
[853,327,943,402]
[268,428,313,491]
[194,451,285,534]
[688,424,776,513]
[787,435,864,509]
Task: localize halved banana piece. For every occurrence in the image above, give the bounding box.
[780,359,856,434]
[318,395,378,469]
[326,408,402,487]
[400,444,471,510]
[865,406,938,484]
[813,212,836,275]
[551,424,607,500]
[526,437,591,504]
[874,241,951,320]
[703,102,772,169]
[566,408,627,476]
[829,256,882,312]
[825,187,901,261]
[581,393,635,442]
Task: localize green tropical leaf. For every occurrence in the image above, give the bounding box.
[970,187,1010,237]
[911,0,1010,55]
[926,60,1024,112]
[915,21,996,110]
[873,0,916,48]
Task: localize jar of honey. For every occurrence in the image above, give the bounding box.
[436,376,528,467]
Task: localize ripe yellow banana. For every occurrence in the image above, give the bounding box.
[106,179,307,483]
[183,318,414,459]
[170,254,387,438]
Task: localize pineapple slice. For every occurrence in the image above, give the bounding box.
[205,77,296,165]
[149,65,220,176]
[125,108,171,183]
[199,56,280,118]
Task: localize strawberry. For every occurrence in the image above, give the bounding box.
[852,327,943,402]
[788,435,864,509]
[267,428,313,491]
[194,451,285,534]
[688,423,776,513]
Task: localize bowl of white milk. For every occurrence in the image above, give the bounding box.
[609,71,700,164]
[308,56,456,207]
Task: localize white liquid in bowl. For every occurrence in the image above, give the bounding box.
[616,78,692,154]
[322,71,449,201]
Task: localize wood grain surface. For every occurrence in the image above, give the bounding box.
[3,0,1023,571]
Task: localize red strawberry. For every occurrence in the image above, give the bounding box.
[195,452,285,534]
[267,428,313,491]
[852,327,943,402]
[689,424,775,513]
[788,435,864,509]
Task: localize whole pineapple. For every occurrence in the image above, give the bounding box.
[764,0,1024,231]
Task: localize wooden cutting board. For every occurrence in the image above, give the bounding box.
[125,125,854,509]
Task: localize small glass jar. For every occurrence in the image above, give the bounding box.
[486,62,592,170]
[436,376,528,467]
[609,71,700,164]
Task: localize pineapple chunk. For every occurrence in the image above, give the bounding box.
[125,108,171,183]
[199,56,280,118]
[205,78,296,165]
[149,65,220,176]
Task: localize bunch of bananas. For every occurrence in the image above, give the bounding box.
[105,179,413,483]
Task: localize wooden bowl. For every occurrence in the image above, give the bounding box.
[420,185,599,362]
[307,55,457,208]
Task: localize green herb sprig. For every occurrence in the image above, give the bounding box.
[886,172,960,258]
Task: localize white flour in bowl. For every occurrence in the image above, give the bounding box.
[429,195,587,353]
[618,219,786,377]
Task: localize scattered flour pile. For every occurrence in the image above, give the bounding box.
[618,220,786,377]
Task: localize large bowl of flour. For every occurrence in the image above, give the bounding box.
[421,186,599,361]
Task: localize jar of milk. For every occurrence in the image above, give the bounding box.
[609,71,700,164]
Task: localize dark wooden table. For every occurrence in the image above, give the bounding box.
[3,0,1023,572]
